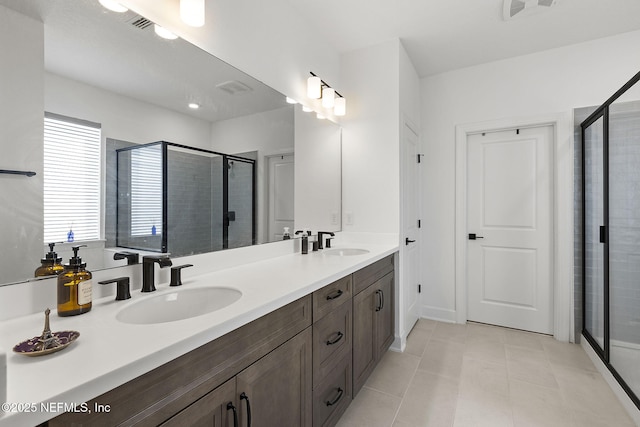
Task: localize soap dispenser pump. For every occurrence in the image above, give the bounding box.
[34,242,64,277]
[57,245,92,317]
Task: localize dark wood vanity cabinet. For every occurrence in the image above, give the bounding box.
[352,256,395,395]
[312,276,353,427]
[47,253,395,427]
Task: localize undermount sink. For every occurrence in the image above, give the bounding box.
[323,248,370,256]
[116,286,242,325]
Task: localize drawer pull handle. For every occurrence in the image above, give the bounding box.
[226,402,239,427]
[240,392,252,427]
[326,289,344,300]
[326,387,344,406]
[326,331,344,345]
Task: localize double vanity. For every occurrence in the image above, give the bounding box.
[0,235,398,427]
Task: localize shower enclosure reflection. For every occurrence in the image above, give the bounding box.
[114,141,255,257]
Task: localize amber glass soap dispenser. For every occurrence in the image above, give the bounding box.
[57,245,92,317]
[34,242,64,277]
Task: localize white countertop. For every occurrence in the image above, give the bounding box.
[0,236,398,427]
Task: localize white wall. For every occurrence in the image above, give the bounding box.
[340,39,401,234]
[0,6,44,283]
[420,29,640,322]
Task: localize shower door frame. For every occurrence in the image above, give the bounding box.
[116,141,256,254]
[581,70,640,411]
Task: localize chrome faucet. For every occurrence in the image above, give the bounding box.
[141,255,172,292]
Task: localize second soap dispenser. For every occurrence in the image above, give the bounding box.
[57,245,92,317]
[34,242,64,277]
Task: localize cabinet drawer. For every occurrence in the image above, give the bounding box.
[313,275,352,322]
[312,354,352,427]
[353,254,394,295]
[313,299,352,383]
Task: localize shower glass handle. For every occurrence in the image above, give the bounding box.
[599,225,606,243]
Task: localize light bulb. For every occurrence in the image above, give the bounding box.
[307,76,321,99]
[99,0,128,13]
[180,0,205,27]
[154,25,178,40]
[334,97,346,116]
[322,87,335,109]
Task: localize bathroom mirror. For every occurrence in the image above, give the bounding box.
[0,0,341,287]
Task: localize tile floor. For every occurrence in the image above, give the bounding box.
[336,319,638,427]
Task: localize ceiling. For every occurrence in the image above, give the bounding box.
[285,0,640,78]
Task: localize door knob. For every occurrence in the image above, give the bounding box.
[405,237,416,245]
[468,233,484,240]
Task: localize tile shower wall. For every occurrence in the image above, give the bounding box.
[167,149,218,256]
[609,101,640,346]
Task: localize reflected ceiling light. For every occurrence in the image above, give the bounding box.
[316,113,326,120]
[307,75,321,99]
[322,87,335,109]
[180,0,205,27]
[188,102,200,109]
[286,97,298,104]
[308,71,346,116]
[154,24,178,40]
[98,0,128,13]
[302,105,313,112]
[333,97,346,116]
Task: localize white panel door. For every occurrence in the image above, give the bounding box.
[268,154,294,241]
[403,122,420,334]
[467,126,553,334]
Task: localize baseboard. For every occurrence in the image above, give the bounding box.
[581,334,640,426]
[421,305,457,323]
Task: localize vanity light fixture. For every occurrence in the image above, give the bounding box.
[333,97,346,116]
[154,24,178,40]
[307,75,322,99]
[188,102,200,109]
[308,71,346,116]
[322,87,335,109]
[98,0,128,13]
[180,0,205,27]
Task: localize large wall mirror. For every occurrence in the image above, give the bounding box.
[0,0,341,287]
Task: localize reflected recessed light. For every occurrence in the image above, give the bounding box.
[286,97,298,104]
[154,24,178,40]
[316,113,325,120]
[188,103,200,109]
[98,0,128,13]
[302,105,313,112]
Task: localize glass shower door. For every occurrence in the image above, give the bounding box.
[609,100,640,398]
[583,115,606,352]
[226,157,255,249]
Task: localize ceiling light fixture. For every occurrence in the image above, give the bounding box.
[180,0,205,27]
[154,24,178,40]
[188,102,200,109]
[307,71,346,116]
[98,0,128,13]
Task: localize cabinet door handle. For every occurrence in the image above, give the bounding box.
[326,331,344,345]
[375,290,383,312]
[326,387,344,406]
[380,289,384,310]
[326,289,343,300]
[226,402,239,427]
[240,392,251,427]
